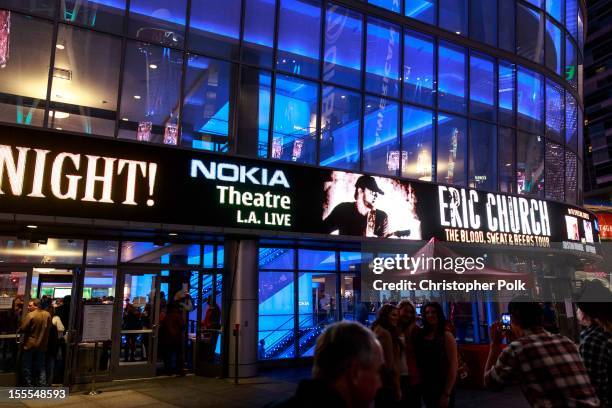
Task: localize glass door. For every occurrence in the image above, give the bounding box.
[112,271,160,379]
[0,268,30,386]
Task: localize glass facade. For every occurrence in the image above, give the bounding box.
[0,0,585,205]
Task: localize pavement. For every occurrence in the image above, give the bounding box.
[3,368,530,408]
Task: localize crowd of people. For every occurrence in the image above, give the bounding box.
[276,294,612,408]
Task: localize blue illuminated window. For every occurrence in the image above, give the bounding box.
[565,92,577,151]
[272,75,319,164]
[545,19,562,75]
[565,150,577,203]
[517,132,544,197]
[499,0,515,52]
[189,0,240,59]
[470,0,496,46]
[469,121,497,191]
[439,0,467,35]
[402,105,434,181]
[363,96,399,176]
[498,127,516,193]
[366,18,400,98]
[438,42,467,114]
[62,0,126,33]
[339,252,361,271]
[525,0,543,8]
[566,36,577,89]
[298,249,336,270]
[517,67,543,133]
[297,272,337,356]
[404,30,435,107]
[545,81,564,143]
[128,0,187,47]
[258,271,295,360]
[259,248,295,269]
[517,3,544,64]
[323,5,362,88]
[566,0,577,38]
[277,0,322,79]
[243,0,276,67]
[181,56,231,152]
[470,53,496,122]
[546,0,562,22]
[499,61,515,126]
[545,141,564,201]
[368,0,401,13]
[319,87,361,171]
[237,68,272,158]
[437,114,467,186]
[405,0,435,24]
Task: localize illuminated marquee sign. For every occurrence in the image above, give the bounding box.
[0,125,600,250]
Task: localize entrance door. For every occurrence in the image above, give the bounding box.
[0,268,30,386]
[112,271,160,378]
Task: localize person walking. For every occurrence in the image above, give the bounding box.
[416,302,458,408]
[398,300,422,408]
[371,304,403,406]
[485,298,600,407]
[18,298,52,387]
[44,301,64,385]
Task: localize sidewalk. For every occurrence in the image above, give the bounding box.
[4,370,530,408]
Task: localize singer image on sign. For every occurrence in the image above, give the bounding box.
[322,175,390,237]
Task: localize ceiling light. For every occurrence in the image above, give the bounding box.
[168,232,178,236]
[26,225,38,229]
[56,127,63,130]
[149,64,158,69]
[56,44,65,50]
[455,31,461,35]
[122,117,129,121]
[133,95,141,100]
[50,111,70,119]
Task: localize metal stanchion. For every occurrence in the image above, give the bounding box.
[88,342,100,396]
[233,323,239,385]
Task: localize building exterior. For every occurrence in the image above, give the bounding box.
[0,0,601,386]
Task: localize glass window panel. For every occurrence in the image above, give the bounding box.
[128,0,187,47]
[259,248,295,269]
[565,36,577,89]
[517,4,544,64]
[365,18,400,98]
[323,5,362,88]
[243,0,276,67]
[545,19,562,75]
[438,42,467,114]
[499,61,515,126]
[499,0,515,52]
[203,245,215,268]
[546,0,562,22]
[298,272,337,356]
[470,53,496,122]
[545,141,564,201]
[498,127,516,193]
[258,271,295,360]
[565,150,577,203]
[189,0,240,59]
[525,0,543,7]
[470,0,496,46]
[565,92,577,151]
[49,25,121,136]
[406,0,436,24]
[120,242,200,264]
[363,96,399,176]
[298,250,336,270]
[437,113,467,186]
[277,0,321,79]
[565,0,577,38]
[339,252,361,271]
[0,237,84,264]
[517,67,543,133]
[118,41,182,145]
[368,0,401,13]
[577,8,583,50]
[0,12,51,127]
[0,270,27,374]
[237,67,271,159]
[545,80,564,143]
[439,0,467,35]
[86,241,118,265]
[181,56,231,152]
[403,30,435,107]
[272,74,318,164]
[61,0,126,34]
[517,132,544,197]
[469,121,497,191]
[0,1,55,17]
[402,104,434,181]
[319,87,361,170]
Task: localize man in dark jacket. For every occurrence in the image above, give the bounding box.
[272,321,383,408]
[18,298,51,386]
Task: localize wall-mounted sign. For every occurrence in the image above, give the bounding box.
[0,125,599,250]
